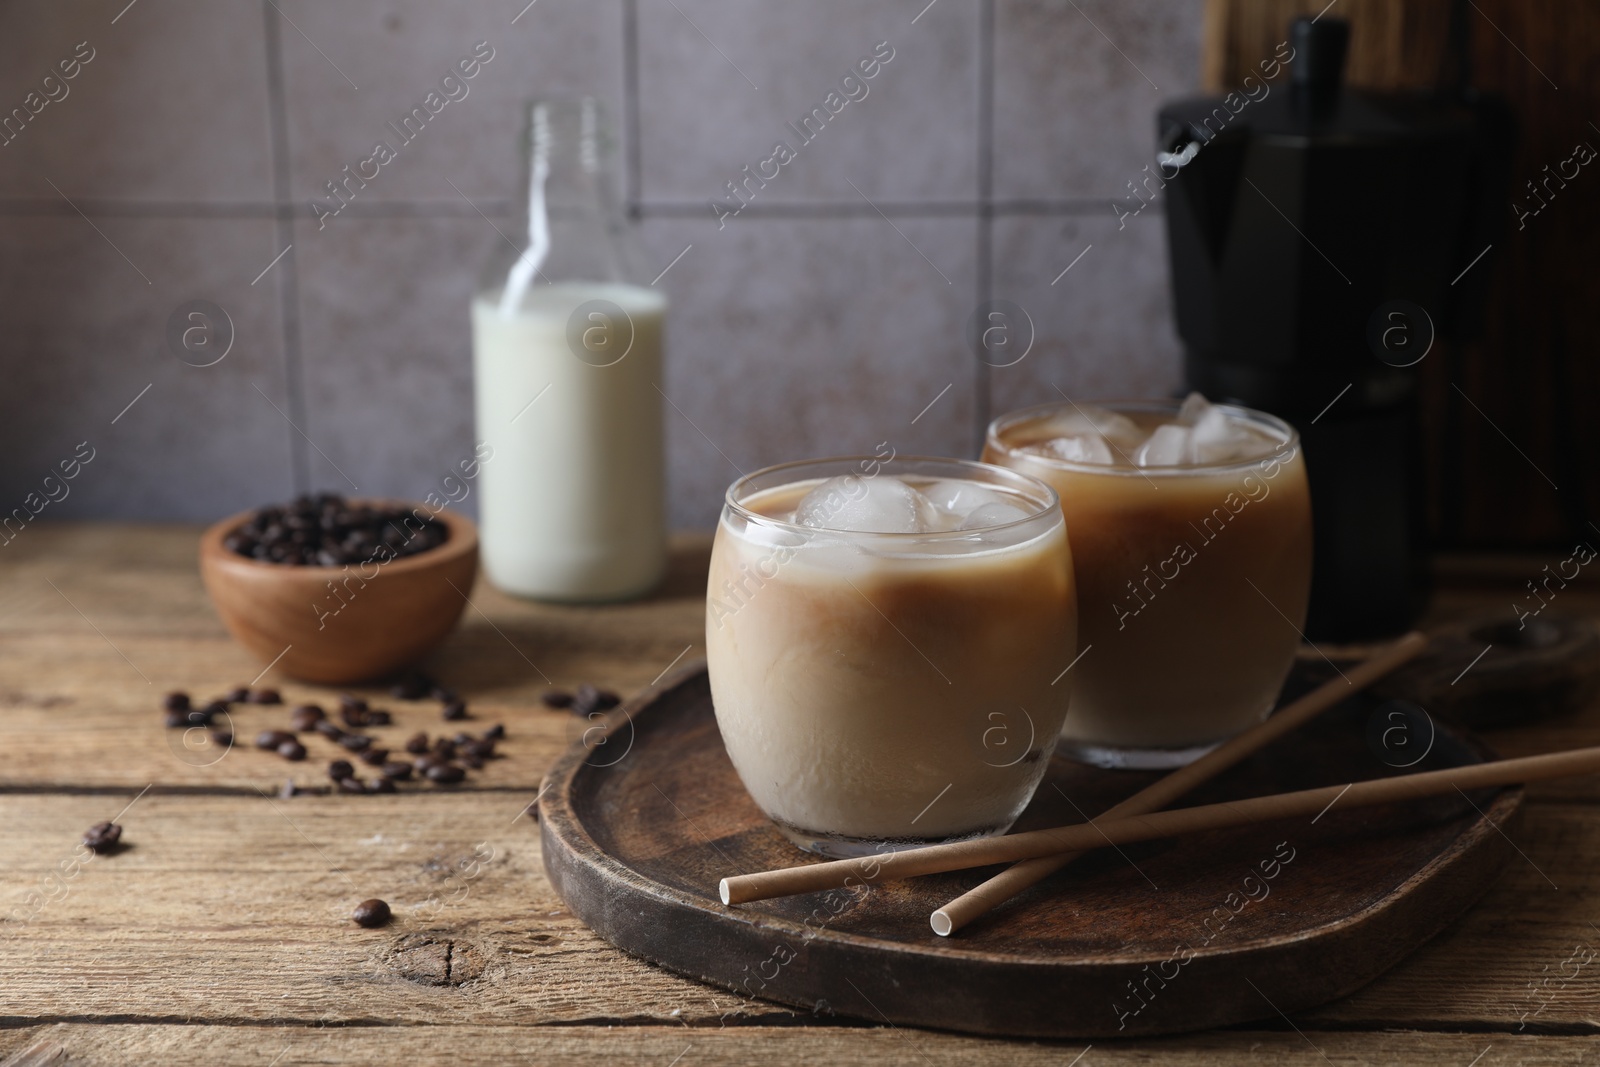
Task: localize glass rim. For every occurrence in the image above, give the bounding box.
[722,455,1062,540]
[985,398,1301,477]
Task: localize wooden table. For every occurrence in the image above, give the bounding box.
[3,525,1598,1065]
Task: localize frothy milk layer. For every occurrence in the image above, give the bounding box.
[707,475,1077,843]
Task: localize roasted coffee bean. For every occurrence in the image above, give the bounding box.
[366,709,392,726]
[484,723,506,741]
[292,703,325,722]
[290,707,324,732]
[413,753,445,773]
[338,734,372,752]
[226,686,251,704]
[339,694,368,714]
[164,710,188,728]
[328,759,355,781]
[228,495,448,568]
[441,699,468,721]
[358,747,390,767]
[209,729,234,748]
[367,777,397,794]
[390,674,432,700]
[339,705,369,728]
[539,690,574,710]
[432,738,457,759]
[571,684,622,716]
[352,898,391,928]
[461,754,485,770]
[163,691,191,712]
[336,777,367,795]
[380,761,413,781]
[430,685,457,703]
[201,700,230,721]
[278,740,307,761]
[314,719,346,740]
[425,763,466,785]
[403,732,429,755]
[249,688,282,705]
[256,730,296,749]
[82,821,122,853]
[463,739,495,761]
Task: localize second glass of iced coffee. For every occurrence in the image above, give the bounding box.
[985,395,1313,769]
[706,456,1078,857]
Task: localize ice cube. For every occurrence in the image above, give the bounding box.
[1176,391,1212,425]
[1190,405,1273,465]
[1134,423,1192,467]
[1043,405,1145,451]
[920,479,1010,515]
[1024,433,1116,465]
[793,475,937,534]
[958,501,1032,531]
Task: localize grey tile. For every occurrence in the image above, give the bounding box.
[0,216,295,521]
[637,0,979,207]
[986,212,1183,420]
[640,213,980,530]
[294,214,483,509]
[277,0,626,204]
[992,0,1205,201]
[0,0,273,201]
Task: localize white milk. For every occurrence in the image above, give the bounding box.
[471,282,667,601]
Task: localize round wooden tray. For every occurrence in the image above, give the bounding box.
[539,664,1522,1038]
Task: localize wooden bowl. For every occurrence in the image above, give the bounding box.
[198,503,479,684]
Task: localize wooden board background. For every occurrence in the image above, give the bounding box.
[2,526,1600,1064]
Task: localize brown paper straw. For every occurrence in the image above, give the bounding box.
[929,630,1429,935]
[718,744,1599,906]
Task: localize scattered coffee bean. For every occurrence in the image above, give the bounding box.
[462,754,485,770]
[291,707,324,732]
[430,685,457,703]
[201,700,230,721]
[292,703,325,721]
[338,734,372,752]
[413,753,445,773]
[570,684,621,718]
[226,686,251,704]
[249,688,282,705]
[339,693,367,712]
[163,691,191,712]
[463,739,496,761]
[403,732,429,755]
[441,699,468,721]
[391,673,433,700]
[256,730,296,750]
[358,747,390,767]
[336,777,367,795]
[425,763,465,785]
[366,709,392,726]
[367,777,397,794]
[339,705,369,728]
[227,494,448,568]
[433,738,457,759]
[539,690,574,710]
[353,898,392,928]
[164,710,188,729]
[209,729,234,748]
[484,724,506,741]
[314,719,346,741]
[380,761,413,781]
[82,821,122,854]
[328,759,355,781]
[277,740,307,761]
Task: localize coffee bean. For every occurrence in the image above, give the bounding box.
[463,739,495,760]
[164,710,188,729]
[380,761,413,780]
[226,686,251,704]
[314,720,346,741]
[163,691,191,712]
[228,495,448,568]
[352,898,391,928]
[336,777,367,795]
[201,700,230,721]
[572,684,622,717]
[358,747,390,767]
[484,724,506,741]
[328,759,355,781]
[425,763,465,785]
[338,734,372,752]
[256,730,296,750]
[82,821,122,853]
[339,705,369,728]
[403,732,429,755]
[441,699,468,721]
[452,731,475,746]
[430,685,457,703]
[366,709,392,726]
[290,707,324,732]
[339,694,368,714]
[209,729,234,748]
[292,703,325,722]
[249,688,282,705]
[433,738,457,759]
[539,690,574,710]
[462,754,485,770]
[413,753,445,773]
[391,674,432,700]
[366,777,397,794]
[277,740,307,761]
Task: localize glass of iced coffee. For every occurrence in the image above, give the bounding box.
[706,456,1077,858]
[984,395,1312,769]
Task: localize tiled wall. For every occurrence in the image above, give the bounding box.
[0,0,1201,531]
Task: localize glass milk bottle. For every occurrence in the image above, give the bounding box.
[471,98,667,601]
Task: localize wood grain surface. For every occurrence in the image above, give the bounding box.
[2,525,1599,1064]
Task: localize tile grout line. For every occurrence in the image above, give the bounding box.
[262,0,311,494]
[972,0,995,458]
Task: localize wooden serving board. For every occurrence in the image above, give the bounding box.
[540,665,1522,1039]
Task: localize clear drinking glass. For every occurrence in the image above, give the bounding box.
[984,400,1313,769]
[705,456,1078,858]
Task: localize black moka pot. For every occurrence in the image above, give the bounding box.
[1156,12,1513,640]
